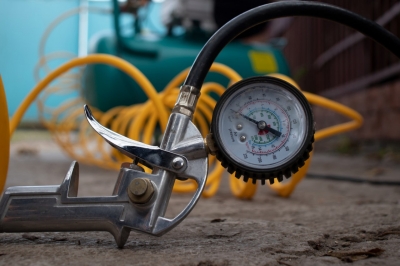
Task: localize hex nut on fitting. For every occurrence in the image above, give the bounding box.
[205,133,218,155]
[172,85,201,118]
[128,178,154,204]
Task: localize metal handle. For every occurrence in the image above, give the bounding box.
[0,108,208,248]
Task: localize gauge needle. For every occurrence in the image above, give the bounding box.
[231,109,282,137]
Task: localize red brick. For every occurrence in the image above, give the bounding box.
[389,81,400,109]
[366,87,387,112]
[338,92,366,113]
[361,110,381,140]
[307,80,400,141]
[381,110,400,140]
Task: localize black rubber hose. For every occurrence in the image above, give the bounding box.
[184,1,400,89]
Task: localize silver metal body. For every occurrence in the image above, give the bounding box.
[172,85,201,119]
[0,89,207,248]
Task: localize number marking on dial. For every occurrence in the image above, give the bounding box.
[218,84,307,168]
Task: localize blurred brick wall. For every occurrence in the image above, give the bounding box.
[280,0,400,142]
[312,81,400,141]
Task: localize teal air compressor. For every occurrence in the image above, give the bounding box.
[83,0,290,112]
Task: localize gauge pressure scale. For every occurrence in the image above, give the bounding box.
[209,76,314,185]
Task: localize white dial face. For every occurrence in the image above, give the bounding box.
[217,82,307,169]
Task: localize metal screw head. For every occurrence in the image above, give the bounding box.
[258,121,267,130]
[240,135,246,142]
[128,178,154,204]
[172,157,185,169]
[236,124,243,130]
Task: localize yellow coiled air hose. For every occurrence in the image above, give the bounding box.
[6,54,243,198]
[0,76,10,193]
[2,55,363,199]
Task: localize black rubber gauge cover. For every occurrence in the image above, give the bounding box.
[210,76,314,185]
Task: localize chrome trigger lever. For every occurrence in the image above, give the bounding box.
[84,105,188,173]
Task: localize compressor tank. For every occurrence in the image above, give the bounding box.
[83,35,290,112]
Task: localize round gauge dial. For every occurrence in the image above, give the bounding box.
[210,76,314,184]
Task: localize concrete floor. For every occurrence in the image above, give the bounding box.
[1,132,400,265]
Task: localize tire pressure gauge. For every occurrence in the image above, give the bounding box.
[209,76,314,185]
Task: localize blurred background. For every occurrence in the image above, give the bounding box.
[1,0,400,154]
[0,0,164,121]
[2,2,400,260]
[281,0,400,153]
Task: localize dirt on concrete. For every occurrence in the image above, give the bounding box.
[1,133,400,265]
